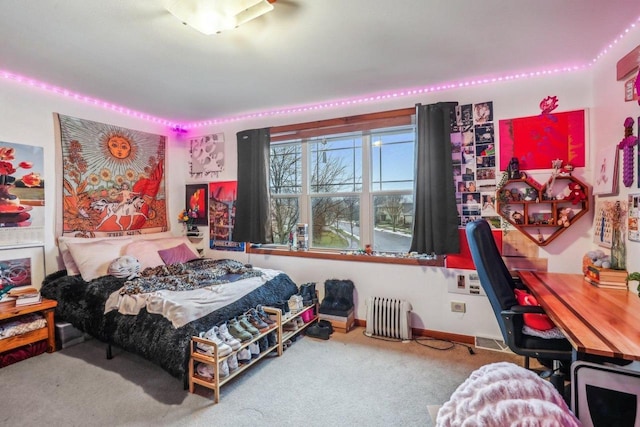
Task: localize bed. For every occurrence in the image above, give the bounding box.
[41,234,298,382]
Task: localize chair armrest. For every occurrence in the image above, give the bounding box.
[511,275,528,290]
[508,304,546,314]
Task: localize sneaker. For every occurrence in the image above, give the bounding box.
[218,359,229,378]
[295,317,305,328]
[277,300,291,318]
[288,294,303,314]
[245,308,270,331]
[238,315,260,336]
[267,331,278,347]
[258,336,269,352]
[197,328,232,357]
[248,341,260,359]
[227,353,239,372]
[237,348,252,364]
[196,362,214,380]
[196,361,229,380]
[217,323,242,350]
[227,318,253,342]
[255,305,276,325]
[283,320,299,331]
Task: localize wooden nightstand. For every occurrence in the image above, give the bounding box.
[0,298,58,353]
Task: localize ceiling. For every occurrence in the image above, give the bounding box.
[1,1,639,125]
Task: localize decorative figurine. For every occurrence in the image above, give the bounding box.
[557,207,572,227]
[511,211,524,224]
[507,157,520,180]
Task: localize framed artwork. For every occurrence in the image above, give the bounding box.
[629,194,640,242]
[0,140,45,246]
[498,109,586,171]
[593,199,614,248]
[209,181,244,251]
[55,114,167,237]
[185,184,208,225]
[0,245,45,290]
[592,146,619,196]
[189,133,225,178]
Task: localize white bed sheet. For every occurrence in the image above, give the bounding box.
[104,267,282,328]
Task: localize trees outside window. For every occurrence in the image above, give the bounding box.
[270,126,415,252]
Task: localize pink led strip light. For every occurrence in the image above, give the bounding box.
[2,16,638,131]
[0,70,178,128]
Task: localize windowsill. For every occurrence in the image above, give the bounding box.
[247,246,445,267]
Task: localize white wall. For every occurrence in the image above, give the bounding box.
[1,24,637,340]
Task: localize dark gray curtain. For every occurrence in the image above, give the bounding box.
[233,128,273,244]
[410,102,460,254]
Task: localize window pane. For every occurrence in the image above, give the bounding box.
[310,135,362,193]
[271,197,299,244]
[371,129,415,191]
[270,143,301,194]
[311,196,360,249]
[373,194,413,252]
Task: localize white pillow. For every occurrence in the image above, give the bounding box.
[123,240,165,270]
[58,232,175,275]
[66,238,133,282]
[123,236,199,270]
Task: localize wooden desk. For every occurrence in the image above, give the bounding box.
[518,271,640,361]
[0,298,57,353]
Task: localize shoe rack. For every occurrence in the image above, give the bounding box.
[271,302,318,356]
[188,306,280,404]
[188,299,319,403]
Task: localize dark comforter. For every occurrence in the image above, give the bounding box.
[40,262,298,380]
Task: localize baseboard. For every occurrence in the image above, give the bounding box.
[354,319,475,345]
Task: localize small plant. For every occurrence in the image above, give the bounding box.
[627,272,640,297]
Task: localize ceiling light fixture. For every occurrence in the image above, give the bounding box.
[167,0,275,35]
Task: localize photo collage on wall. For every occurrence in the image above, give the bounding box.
[451,101,500,229]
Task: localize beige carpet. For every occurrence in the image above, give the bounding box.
[0,327,521,427]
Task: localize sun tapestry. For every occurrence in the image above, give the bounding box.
[55,114,168,237]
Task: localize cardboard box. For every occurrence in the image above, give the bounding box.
[319,309,355,333]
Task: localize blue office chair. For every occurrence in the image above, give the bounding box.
[465,219,573,390]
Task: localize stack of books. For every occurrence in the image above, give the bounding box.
[584,265,628,290]
[9,287,42,306]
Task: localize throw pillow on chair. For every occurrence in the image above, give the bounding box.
[514,288,555,331]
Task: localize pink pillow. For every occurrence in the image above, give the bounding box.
[514,289,555,331]
[157,243,199,265]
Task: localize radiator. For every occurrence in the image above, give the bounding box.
[365,297,412,340]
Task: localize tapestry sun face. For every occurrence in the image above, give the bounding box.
[56,114,167,237]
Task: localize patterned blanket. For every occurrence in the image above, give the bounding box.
[121,258,263,294]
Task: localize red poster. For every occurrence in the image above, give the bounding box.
[499,110,585,171]
[446,228,503,270]
[209,181,243,251]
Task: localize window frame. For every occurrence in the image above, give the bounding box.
[269,109,417,253]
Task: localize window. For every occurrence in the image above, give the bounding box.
[270,122,415,253]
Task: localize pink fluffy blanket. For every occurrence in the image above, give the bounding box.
[436,362,581,426]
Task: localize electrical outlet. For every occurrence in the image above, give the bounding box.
[451,301,466,313]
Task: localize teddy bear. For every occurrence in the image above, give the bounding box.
[557,207,572,227]
[564,182,587,205]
